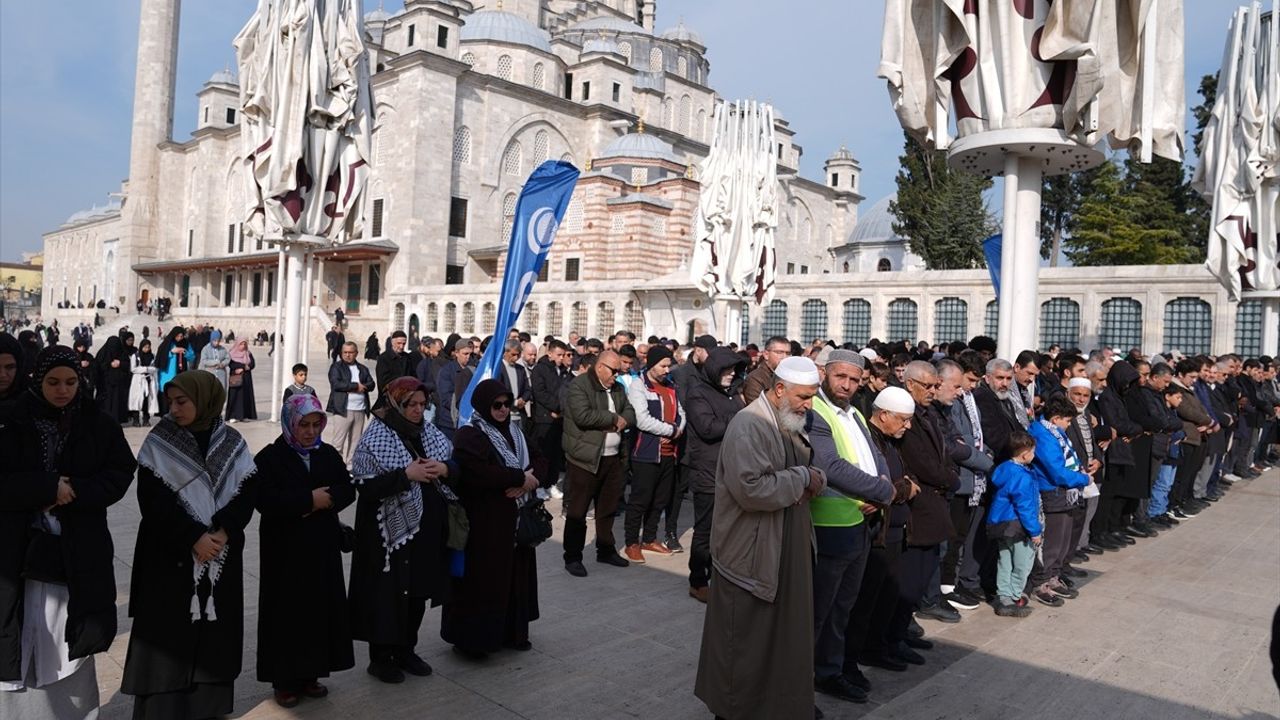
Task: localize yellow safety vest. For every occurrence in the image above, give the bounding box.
[809,396,869,528]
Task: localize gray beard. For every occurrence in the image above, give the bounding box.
[778,397,808,434]
[995,389,1010,400]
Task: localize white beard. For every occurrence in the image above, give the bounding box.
[778,397,808,434]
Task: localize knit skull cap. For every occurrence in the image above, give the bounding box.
[826,349,866,368]
[859,348,879,362]
[873,386,915,415]
[775,356,820,386]
[1068,377,1093,389]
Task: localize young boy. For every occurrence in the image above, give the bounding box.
[987,431,1043,618]
[282,363,316,402]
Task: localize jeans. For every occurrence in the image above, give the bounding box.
[624,457,675,545]
[812,526,870,681]
[1149,463,1177,517]
[996,538,1035,602]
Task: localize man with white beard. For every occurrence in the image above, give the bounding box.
[973,358,1026,464]
[696,356,828,720]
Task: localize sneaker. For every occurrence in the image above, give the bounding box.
[623,544,646,564]
[549,485,564,499]
[907,618,925,639]
[1162,512,1181,525]
[663,534,685,553]
[397,652,433,676]
[1149,515,1174,528]
[1180,504,1202,518]
[688,586,709,604]
[367,660,405,684]
[1221,473,1240,483]
[1032,587,1065,607]
[565,561,588,577]
[1048,579,1079,600]
[915,602,961,624]
[815,674,869,704]
[641,540,673,556]
[843,667,872,692]
[943,588,981,610]
[597,552,630,568]
[994,598,1033,617]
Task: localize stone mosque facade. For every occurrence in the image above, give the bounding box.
[40,0,1262,357]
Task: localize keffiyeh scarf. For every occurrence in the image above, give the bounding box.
[962,391,987,507]
[1038,418,1083,506]
[351,416,457,571]
[136,417,256,621]
[470,414,534,508]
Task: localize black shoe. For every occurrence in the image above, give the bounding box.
[1083,542,1108,554]
[367,660,405,684]
[1093,535,1120,550]
[815,674,868,703]
[1149,515,1174,528]
[893,643,926,665]
[452,645,489,662]
[1110,531,1136,546]
[943,588,981,610]
[565,561,588,577]
[907,618,925,639]
[663,534,685,554]
[904,636,934,650]
[1072,550,1090,563]
[596,552,630,568]
[1061,564,1087,579]
[1122,525,1150,539]
[397,652,433,676]
[915,602,961,624]
[1032,587,1065,607]
[842,667,872,692]
[815,706,825,720]
[1135,521,1160,536]
[861,652,908,672]
[1161,512,1181,525]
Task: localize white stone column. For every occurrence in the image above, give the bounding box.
[1262,298,1280,357]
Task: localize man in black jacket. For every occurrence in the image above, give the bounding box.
[375,331,414,408]
[973,358,1024,463]
[531,340,572,497]
[496,338,533,430]
[327,342,375,464]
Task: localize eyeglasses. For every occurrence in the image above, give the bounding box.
[602,365,622,376]
[910,378,941,390]
[492,400,513,410]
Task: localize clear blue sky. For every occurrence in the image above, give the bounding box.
[0,0,1236,262]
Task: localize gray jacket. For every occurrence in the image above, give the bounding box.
[949,396,995,495]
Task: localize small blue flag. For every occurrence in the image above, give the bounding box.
[983,234,1002,299]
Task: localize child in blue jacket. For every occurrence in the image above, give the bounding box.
[987,431,1043,617]
[1026,395,1091,606]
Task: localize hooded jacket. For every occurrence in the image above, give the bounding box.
[681,347,746,493]
[1097,361,1144,467]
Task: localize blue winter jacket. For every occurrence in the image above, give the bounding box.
[986,461,1043,537]
[1028,420,1090,494]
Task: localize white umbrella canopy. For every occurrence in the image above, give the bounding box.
[234,0,374,242]
[1194,4,1280,300]
[689,101,779,305]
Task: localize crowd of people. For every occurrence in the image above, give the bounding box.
[0,320,1273,719]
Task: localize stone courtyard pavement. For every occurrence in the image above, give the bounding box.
[92,354,1280,719]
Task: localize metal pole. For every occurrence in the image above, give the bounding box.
[997,155,1019,359]
[270,242,287,421]
[301,250,314,365]
[1008,156,1045,356]
[282,244,306,390]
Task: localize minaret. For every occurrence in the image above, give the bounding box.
[119,0,181,303]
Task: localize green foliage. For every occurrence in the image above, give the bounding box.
[1064,160,1198,266]
[889,133,996,270]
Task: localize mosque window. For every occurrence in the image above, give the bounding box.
[679,95,692,134]
[630,167,649,185]
[443,302,457,330]
[596,301,615,337]
[741,301,751,344]
[570,301,587,334]
[801,300,828,343]
[449,197,468,237]
[408,25,416,47]
[427,303,439,333]
[786,262,795,274]
[877,258,891,272]
[842,299,871,346]
[502,141,522,176]
[651,216,666,235]
[531,62,545,89]
[462,302,475,333]
[524,302,539,334]
[566,198,583,232]
[886,298,918,342]
[533,131,549,164]
[188,229,194,256]
[1100,297,1143,350]
[612,83,621,102]
[626,300,644,333]
[985,300,999,340]
[618,41,632,65]
[678,57,688,77]
[762,300,788,339]
[226,108,236,124]
[934,297,968,344]
[482,302,495,333]
[452,126,471,165]
[582,81,591,100]
[502,192,517,242]
[497,54,513,81]
[436,26,449,49]
[1164,297,1212,355]
[1236,299,1263,356]
[565,258,580,282]
[1039,297,1081,349]
[368,263,382,305]
[831,173,840,187]
[546,301,563,334]
[462,52,476,67]
[564,72,573,99]
[611,214,624,232]
[227,224,235,254]
[371,198,385,237]
[649,47,664,72]
[697,108,707,140]
[800,265,809,275]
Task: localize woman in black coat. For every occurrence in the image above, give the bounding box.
[225,340,258,422]
[0,346,136,720]
[94,334,133,423]
[442,379,543,657]
[254,394,356,708]
[121,370,259,719]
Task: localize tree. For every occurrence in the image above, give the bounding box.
[889,133,996,270]
[1185,73,1218,256]
[1039,168,1100,265]
[1064,160,1197,266]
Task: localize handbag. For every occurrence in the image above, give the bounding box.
[515,499,554,547]
[444,497,470,551]
[229,372,244,388]
[23,530,68,585]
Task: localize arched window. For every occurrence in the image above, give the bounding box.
[596,301,615,337]
[1164,297,1212,355]
[801,300,828,343]
[1236,299,1264,356]
[523,302,539,335]
[649,47,664,72]
[696,108,707,141]
[496,54,513,81]
[452,126,471,165]
[801,217,813,246]
[566,197,584,232]
[570,301,588,335]
[443,302,457,333]
[462,301,476,334]
[679,94,692,134]
[740,301,751,345]
[877,258,892,272]
[625,300,644,334]
[842,299,871,346]
[677,56,689,78]
[394,303,406,332]
[502,192,518,243]
[1039,297,1081,349]
[533,130,549,164]
[461,52,476,67]
[886,299,918,342]
[1099,297,1143,350]
[985,300,999,340]
[762,300,788,339]
[502,141,522,176]
[618,41,632,65]
[546,301,563,336]
[934,297,968,344]
[481,302,495,334]
[427,302,439,333]
[530,62,545,90]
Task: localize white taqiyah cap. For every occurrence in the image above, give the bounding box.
[859,348,879,362]
[1068,377,1093,389]
[775,356,821,386]
[873,386,915,415]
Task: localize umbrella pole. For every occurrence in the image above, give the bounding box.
[996,156,1019,359]
[300,250,314,364]
[270,242,287,421]
[281,242,306,405]
[998,154,1044,358]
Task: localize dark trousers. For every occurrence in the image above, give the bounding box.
[533,420,566,497]
[662,464,689,538]
[844,532,902,670]
[889,543,939,643]
[624,457,675,545]
[813,526,870,681]
[1066,501,1088,556]
[1230,421,1253,474]
[369,597,426,663]
[1171,443,1206,507]
[688,490,714,589]
[1028,511,1075,588]
[1092,471,1124,535]
[940,495,975,587]
[562,456,625,563]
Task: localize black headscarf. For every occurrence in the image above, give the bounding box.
[28,345,93,434]
[95,335,125,371]
[470,378,515,447]
[136,339,155,367]
[0,332,28,400]
[17,329,40,371]
[156,326,187,372]
[122,331,137,358]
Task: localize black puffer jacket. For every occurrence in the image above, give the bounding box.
[1097,361,1144,468]
[681,348,747,493]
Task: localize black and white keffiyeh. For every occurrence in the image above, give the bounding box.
[136,417,256,621]
[351,416,457,570]
[470,414,536,508]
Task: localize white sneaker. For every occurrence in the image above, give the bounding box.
[1222,473,1241,483]
[549,485,564,500]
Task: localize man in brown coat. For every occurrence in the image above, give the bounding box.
[742,335,792,405]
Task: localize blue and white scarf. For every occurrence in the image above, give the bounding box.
[1038,418,1083,506]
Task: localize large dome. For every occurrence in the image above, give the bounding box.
[599,132,681,163]
[848,194,898,244]
[661,20,703,46]
[460,10,553,53]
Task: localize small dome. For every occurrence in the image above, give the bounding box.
[661,20,703,46]
[829,145,856,161]
[599,132,681,163]
[460,10,553,53]
[566,16,650,35]
[847,194,898,244]
[207,68,237,86]
[364,7,391,23]
[582,35,621,56]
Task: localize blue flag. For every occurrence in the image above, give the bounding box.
[983,234,1002,299]
[458,160,580,423]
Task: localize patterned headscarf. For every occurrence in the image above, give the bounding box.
[29,345,85,466]
[281,393,327,455]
